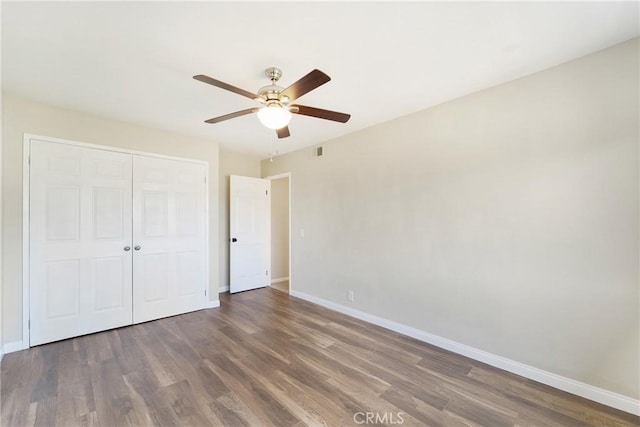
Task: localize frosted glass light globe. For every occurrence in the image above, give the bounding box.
[257,106,292,130]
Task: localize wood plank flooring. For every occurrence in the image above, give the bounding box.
[2,288,638,426]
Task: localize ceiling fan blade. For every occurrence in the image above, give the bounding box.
[276,126,291,139]
[193,74,257,100]
[204,108,259,124]
[291,104,351,123]
[280,69,331,102]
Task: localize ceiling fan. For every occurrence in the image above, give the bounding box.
[193,67,351,139]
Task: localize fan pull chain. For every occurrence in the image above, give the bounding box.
[269,132,275,162]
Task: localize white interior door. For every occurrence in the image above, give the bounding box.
[230,175,270,293]
[132,155,207,323]
[30,140,133,346]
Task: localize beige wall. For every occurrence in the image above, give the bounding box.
[218,149,262,290]
[1,93,220,345]
[262,39,639,398]
[270,177,289,280]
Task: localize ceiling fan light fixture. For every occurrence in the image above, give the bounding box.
[195,68,349,139]
[257,105,292,130]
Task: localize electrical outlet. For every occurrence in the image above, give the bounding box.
[300,228,305,238]
[348,290,354,302]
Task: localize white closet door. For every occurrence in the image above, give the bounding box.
[132,155,207,323]
[30,140,133,346]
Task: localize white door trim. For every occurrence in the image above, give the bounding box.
[264,172,291,293]
[22,133,210,350]
[22,136,30,350]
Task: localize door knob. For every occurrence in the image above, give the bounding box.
[231,238,237,242]
[134,246,141,251]
[124,246,131,251]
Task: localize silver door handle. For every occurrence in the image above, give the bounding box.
[124,246,131,251]
[134,246,141,251]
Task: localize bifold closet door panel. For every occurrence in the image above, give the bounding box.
[132,155,207,324]
[29,140,133,346]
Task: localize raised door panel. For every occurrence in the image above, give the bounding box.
[93,187,125,240]
[94,256,126,312]
[46,186,81,240]
[45,260,81,319]
[143,253,170,303]
[30,140,133,346]
[176,192,198,236]
[142,191,169,237]
[177,251,200,296]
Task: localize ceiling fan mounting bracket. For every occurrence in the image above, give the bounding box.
[264,67,283,82]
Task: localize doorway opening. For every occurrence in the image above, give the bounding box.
[266,173,290,293]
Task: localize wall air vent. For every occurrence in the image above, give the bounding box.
[315,146,324,157]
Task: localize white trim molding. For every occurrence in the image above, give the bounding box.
[205,299,220,309]
[22,135,31,349]
[263,172,292,294]
[290,290,640,416]
[3,340,26,355]
[271,277,289,284]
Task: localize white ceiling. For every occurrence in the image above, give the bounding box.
[2,2,638,158]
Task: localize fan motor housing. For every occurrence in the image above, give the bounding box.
[257,67,290,104]
[257,84,285,102]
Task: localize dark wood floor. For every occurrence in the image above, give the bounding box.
[2,288,638,426]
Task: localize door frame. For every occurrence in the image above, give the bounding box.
[264,172,292,293]
[22,133,211,350]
